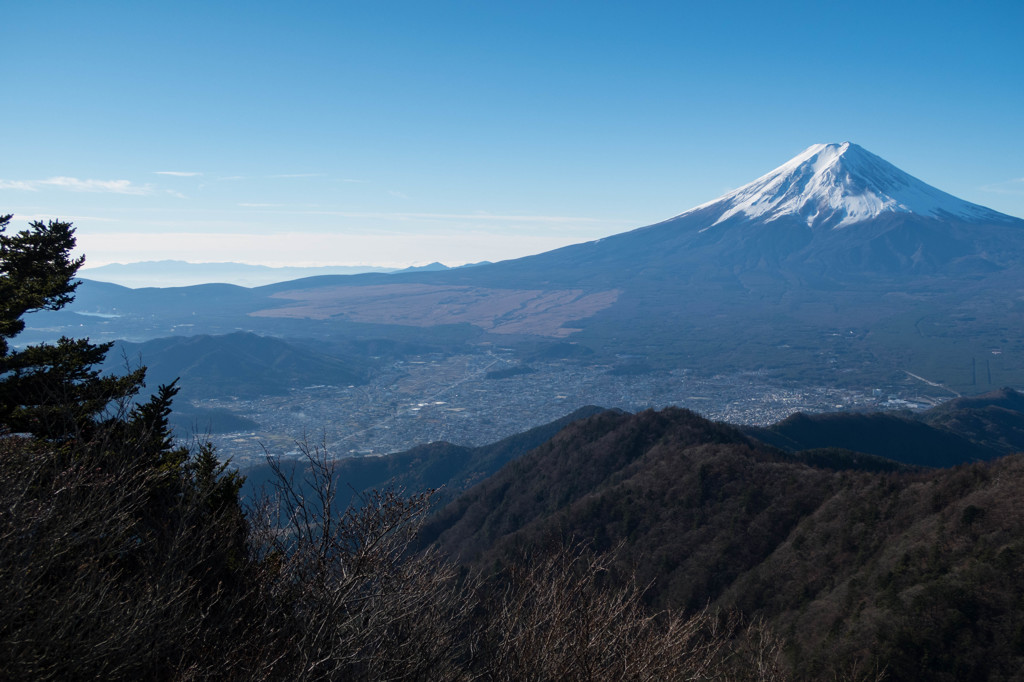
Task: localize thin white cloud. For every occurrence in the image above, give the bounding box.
[13,213,118,223]
[187,205,614,228]
[389,190,410,200]
[0,180,39,191]
[38,176,155,195]
[154,171,202,177]
[4,176,194,200]
[215,173,346,182]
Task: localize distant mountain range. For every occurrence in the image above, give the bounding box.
[30,142,1024,391]
[77,260,463,288]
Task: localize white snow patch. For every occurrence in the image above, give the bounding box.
[674,142,1011,230]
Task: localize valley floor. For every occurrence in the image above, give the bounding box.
[192,352,954,467]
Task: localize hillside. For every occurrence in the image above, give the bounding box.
[421,407,1024,679]
[420,408,833,592]
[105,331,365,399]
[744,387,1024,465]
[919,387,1024,453]
[743,411,999,467]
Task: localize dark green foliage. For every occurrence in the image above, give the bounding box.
[1,335,145,439]
[0,216,251,678]
[0,215,81,352]
[0,215,145,438]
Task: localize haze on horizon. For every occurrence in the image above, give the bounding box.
[3,1,1022,269]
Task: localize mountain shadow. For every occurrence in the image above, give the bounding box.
[744,411,999,467]
[919,387,1024,454]
[744,387,1024,466]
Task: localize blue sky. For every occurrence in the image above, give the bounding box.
[3,0,1022,267]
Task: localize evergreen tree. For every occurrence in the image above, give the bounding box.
[0,215,251,679]
[0,214,144,438]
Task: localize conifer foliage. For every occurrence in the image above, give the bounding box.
[0,215,144,438]
[0,216,249,678]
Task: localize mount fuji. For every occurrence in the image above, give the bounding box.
[474,141,1024,284]
[683,142,1012,230]
[55,143,1024,390]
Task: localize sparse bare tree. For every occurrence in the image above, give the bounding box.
[472,543,732,682]
[251,437,475,681]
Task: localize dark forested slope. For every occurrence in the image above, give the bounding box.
[743,411,998,467]
[421,406,1024,680]
[919,386,1024,454]
[744,387,1024,466]
[420,408,834,601]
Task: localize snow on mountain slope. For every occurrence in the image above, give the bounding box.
[679,142,1015,230]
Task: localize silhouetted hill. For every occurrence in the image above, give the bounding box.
[241,405,607,512]
[420,408,822,586]
[919,387,1024,454]
[744,411,999,467]
[106,331,364,399]
[742,388,1024,467]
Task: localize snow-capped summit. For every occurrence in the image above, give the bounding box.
[682,142,1014,230]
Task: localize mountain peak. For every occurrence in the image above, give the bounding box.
[683,142,1014,230]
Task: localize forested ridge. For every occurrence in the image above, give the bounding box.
[423,406,1024,679]
[3,215,1024,680]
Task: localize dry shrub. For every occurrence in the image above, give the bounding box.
[249,437,474,681]
[1,429,791,681]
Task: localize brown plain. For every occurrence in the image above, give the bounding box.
[250,283,620,338]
